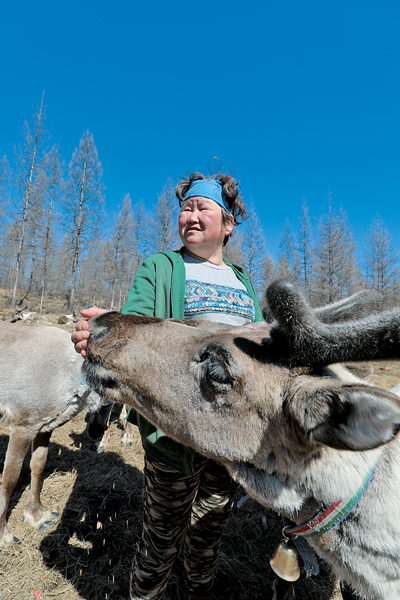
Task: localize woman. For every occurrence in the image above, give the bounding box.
[72,172,263,600]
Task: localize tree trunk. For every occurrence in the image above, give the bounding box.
[11,95,45,309]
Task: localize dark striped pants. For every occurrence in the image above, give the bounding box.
[130,452,238,600]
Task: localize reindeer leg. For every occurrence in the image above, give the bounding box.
[94,426,111,453]
[23,431,59,531]
[119,404,134,447]
[88,403,113,452]
[121,421,135,446]
[0,425,32,547]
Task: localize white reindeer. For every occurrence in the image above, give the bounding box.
[0,322,101,547]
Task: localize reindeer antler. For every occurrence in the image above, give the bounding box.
[267,279,400,367]
[314,288,385,324]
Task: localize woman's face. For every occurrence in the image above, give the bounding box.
[178,196,234,254]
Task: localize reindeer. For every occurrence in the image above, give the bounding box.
[0,322,101,547]
[82,281,400,600]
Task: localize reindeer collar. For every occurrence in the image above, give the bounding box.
[268,463,376,581]
[285,462,376,539]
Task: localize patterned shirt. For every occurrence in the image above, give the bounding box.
[183,252,255,326]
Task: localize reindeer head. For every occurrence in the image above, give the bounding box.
[83,280,400,513]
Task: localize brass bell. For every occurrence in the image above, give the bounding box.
[269,538,300,582]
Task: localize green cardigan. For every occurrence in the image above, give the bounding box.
[122,248,263,474]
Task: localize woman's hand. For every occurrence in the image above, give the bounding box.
[71,307,108,357]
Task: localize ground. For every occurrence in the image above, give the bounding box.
[1,305,400,600]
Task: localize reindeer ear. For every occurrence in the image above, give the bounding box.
[310,386,400,451]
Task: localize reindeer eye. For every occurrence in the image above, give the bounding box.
[206,356,233,385]
[193,343,235,390]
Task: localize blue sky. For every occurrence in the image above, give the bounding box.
[1,1,399,259]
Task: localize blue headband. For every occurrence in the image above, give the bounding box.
[183,179,230,212]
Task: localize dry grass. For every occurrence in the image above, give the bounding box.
[1,289,400,600]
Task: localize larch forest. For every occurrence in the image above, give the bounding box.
[0,99,399,317]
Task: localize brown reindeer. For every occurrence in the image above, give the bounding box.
[0,322,101,547]
[82,280,400,600]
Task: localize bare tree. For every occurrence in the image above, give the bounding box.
[151,178,180,253]
[223,229,246,267]
[313,193,359,305]
[130,199,149,278]
[51,235,71,294]
[335,209,362,298]
[80,238,108,308]
[0,156,12,286]
[313,193,337,304]
[365,215,399,305]
[10,94,47,308]
[258,251,278,321]
[297,200,313,297]
[278,219,301,281]
[0,222,19,288]
[39,146,64,313]
[239,202,266,296]
[19,189,45,303]
[107,194,135,310]
[261,251,277,288]
[0,154,11,224]
[64,131,105,313]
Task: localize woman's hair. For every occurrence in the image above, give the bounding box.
[176,172,248,245]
